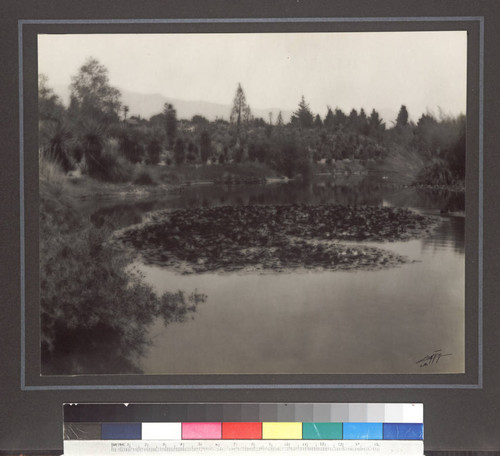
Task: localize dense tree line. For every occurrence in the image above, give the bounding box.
[39,57,466,184]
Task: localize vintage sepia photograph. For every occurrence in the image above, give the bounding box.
[38,31,466,376]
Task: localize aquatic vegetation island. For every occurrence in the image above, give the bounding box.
[116,204,438,274]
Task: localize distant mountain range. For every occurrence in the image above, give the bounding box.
[52,84,400,125]
[121,89,297,123]
[53,84,294,123]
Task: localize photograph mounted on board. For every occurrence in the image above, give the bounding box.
[38,32,466,375]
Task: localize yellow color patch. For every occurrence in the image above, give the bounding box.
[262,422,302,440]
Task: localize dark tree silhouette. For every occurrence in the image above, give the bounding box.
[291,96,314,128]
[230,83,251,144]
[147,138,162,165]
[200,130,211,164]
[324,107,335,130]
[334,108,347,128]
[191,114,209,126]
[396,105,409,127]
[174,137,185,165]
[348,109,358,128]
[368,109,386,138]
[357,108,369,135]
[163,103,178,148]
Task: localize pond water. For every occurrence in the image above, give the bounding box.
[91,177,465,374]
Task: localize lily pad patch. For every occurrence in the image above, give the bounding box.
[115,204,438,274]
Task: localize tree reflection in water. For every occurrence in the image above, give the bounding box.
[41,289,205,375]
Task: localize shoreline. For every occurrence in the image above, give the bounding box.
[60,172,465,204]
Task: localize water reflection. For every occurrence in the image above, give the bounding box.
[86,177,465,224]
[74,178,465,375]
[422,215,465,255]
[41,286,205,375]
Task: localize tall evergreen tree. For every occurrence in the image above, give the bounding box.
[291,96,314,128]
[368,109,385,137]
[324,107,335,130]
[348,109,358,129]
[396,105,409,127]
[357,108,369,135]
[163,103,177,148]
[333,108,347,128]
[230,83,252,145]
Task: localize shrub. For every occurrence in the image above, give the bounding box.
[414,159,456,186]
[99,142,134,182]
[39,185,205,374]
[174,138,185,165]
[133,169,156,185]
[119,130,144,164]
[39,152,65,196]
[146,138,162,165]
[279,142,309,178]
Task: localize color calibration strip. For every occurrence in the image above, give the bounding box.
[64,404,423,455]
[82,421,422,440]
[64,403,423,442]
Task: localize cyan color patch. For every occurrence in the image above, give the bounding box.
[101,423,141,440]
[383,423,423,440]
[302,423,342,439]
[343,423,383,440]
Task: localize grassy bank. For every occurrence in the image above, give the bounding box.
[158,162,279,184]
[40,173,205,374]
[55,161,285,201]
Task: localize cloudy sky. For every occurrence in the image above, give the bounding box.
[38,31,467,122]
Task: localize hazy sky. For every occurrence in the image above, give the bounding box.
[38,32,467,121]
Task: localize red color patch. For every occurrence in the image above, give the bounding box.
[222,422,262,440]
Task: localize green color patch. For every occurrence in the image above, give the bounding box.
[302,423,342,440]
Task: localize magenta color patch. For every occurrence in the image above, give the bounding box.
[182,422,222,440]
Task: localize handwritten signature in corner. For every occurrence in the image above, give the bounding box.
[416,349,452,367]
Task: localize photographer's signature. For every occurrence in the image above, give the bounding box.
[416,349,452,367]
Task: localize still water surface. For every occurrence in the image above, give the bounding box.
[92,178,465,374]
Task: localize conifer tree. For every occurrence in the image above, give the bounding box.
[230,83,252,144]
[291,96,314,128]
[396,105,409,127]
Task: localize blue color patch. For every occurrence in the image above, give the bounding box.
[102,423,142,440]
[383,423,424,440]
[343,423,383,440]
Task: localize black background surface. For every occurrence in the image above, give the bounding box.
[1,0,500,453]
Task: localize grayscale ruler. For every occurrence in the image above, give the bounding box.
[64,439,424,455]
